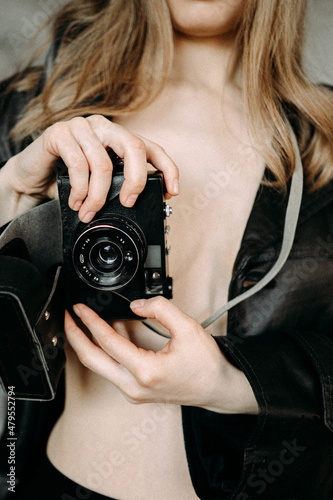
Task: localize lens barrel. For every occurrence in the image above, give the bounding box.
[73,217,146,290]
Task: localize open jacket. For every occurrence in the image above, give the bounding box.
[0,73,332,500]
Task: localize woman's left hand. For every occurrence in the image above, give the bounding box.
[65,298,258,415]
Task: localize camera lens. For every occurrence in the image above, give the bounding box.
[73,217,146,290]
[91,242,123,272]
[100,245,118,265]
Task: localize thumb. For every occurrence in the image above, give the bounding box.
[130,297,196,337]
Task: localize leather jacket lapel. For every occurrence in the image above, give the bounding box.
[233,172,333,279]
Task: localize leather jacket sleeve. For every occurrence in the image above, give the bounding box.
[217,329,333,500]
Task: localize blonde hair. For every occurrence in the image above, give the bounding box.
[10,0,333,190]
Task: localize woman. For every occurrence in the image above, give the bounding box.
[0,0,333,498]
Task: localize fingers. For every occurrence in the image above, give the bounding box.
[144,138,179,199]
[44,116,180,223]
[65,307,165,403]
[94,125,148,207]
[130,297,197,339]
[117,135,179,207]
[72,304,144,372]
[44,118,113,222]
[58,115,179,222]
[65,310,132,387]
[70,119,113,222]
[17,115,179,223]
[86,117,179,208]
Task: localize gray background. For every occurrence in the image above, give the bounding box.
[0,0,332,431]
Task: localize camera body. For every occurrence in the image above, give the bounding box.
[57,162,173,320]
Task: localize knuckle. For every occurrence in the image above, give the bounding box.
[69,116,89,128]
[70,187,88,201]
[128,136,146,152]
[125,175,146,193]
[96,333,110,349]
[125,396,142,406]
[93,161,112,175]
[50,121,67,133]
[86,115,112,132]
[71,186,87,198]
[44,121,66,142]
[86,114,106,125]
[136,365,159,389]
[77,351,92,369]
[125,385,146,403]
[66,154,84,171]
[150,296,165,310]
[85,196,103,211]
[150,142,165,155]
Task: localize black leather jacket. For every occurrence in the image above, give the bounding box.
[0,75,333,500]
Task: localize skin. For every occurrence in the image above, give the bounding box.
[166,0,246,38]
[0,1,261,497]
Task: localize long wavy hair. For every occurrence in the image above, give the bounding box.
[9,0,333,190]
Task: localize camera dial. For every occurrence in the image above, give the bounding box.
[73,217,146,290]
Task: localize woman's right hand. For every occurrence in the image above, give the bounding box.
[0,115,179,225]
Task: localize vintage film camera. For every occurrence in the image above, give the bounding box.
[57,155,173,320]
[0,154,173,398]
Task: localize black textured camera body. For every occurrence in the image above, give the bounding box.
[58,169,173,320]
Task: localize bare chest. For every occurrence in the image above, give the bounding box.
[115,109,265,336]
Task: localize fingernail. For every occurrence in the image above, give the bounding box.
[173,179,179,195]
[73,304,82,318]
[73,201,82,211]
[130,299,147,309]
[123,194,138,208]
[81,211,95,223]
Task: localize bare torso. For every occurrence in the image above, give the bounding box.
[47,81,265,499]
